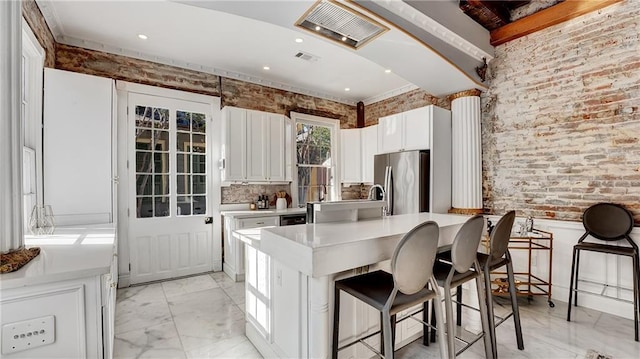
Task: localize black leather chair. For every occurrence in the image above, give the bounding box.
[567,203,639,341]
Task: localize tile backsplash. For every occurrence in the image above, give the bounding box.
[221,184,369,205]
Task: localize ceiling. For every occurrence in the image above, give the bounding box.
[37,0,492,105]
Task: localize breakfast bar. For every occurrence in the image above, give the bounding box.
[235,212,471,359]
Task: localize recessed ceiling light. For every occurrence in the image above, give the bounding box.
[385,69,392,73]
[344,87,350,92]
[295,38,304,43]
[341,36,347,42]
[263,66,270,70]
[138,34,148,40]
[315,25,321,31]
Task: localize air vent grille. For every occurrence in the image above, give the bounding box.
[295,51,320,62]
[296,1,388,49]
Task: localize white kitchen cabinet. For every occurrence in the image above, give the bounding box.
[377,105,446,154]
[340,129,362,183]
[223,215,279,281]
[221,106,247,181]
[221,106,285,183]
[43,68,115,226]
[271,258,303,358]
[340,125,378,184]
[361,125,378,184]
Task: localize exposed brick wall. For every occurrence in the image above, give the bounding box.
[481,1,640,224]
[56,44,221,97]
[22,0,56,67]
[364,88,450,126]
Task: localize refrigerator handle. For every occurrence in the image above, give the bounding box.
[384,166,393,216]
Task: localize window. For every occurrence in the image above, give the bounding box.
[291,113,340,206]
[176,110,207,216]
[21,21,44,231]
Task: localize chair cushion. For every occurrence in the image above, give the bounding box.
[575,242,637,256]
[432,260,480,288]
[335,270,438,315]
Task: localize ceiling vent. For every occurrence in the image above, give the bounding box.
[295,51,321,62]
[296,0,389,50]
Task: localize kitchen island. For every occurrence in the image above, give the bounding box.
[235,212,471,359]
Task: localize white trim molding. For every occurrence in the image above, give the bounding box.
[370,0,494,62]
[362,83,419,105]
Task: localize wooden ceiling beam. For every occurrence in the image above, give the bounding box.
[460,0,511,30]
[490,0,623,46]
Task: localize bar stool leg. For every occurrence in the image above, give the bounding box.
[430,300,437,343]
[574,249,582,307]
[477,273,496,359]
[483,268,498,359]
[456,286,463,326]
[506,258,524,350]
[567,247,579,322]
[382,310,394,359]
[422,301,430,346]
[444,284,456,359]
[430,280,448,359]
[332,286,340,359]
[633,253,639,341]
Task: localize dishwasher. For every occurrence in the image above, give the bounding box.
[279,213,307,226]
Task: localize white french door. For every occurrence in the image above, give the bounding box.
[128,93,213,284]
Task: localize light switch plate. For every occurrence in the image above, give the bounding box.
[2,315,55,354]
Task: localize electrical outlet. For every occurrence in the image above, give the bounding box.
[2,316,55,354]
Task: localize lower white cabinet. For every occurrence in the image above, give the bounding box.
[223,215,279,281]
[0,249,117,358]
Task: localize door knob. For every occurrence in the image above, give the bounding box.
[204,217,213,224]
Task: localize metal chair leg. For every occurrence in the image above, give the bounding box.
[431,284,448,359]
[382,310,394,359]
[456,286,463,326]
[444,284,456,359]
[483,268,498,359]
[430,299,437,343]
[506,259,524,350]
[574,249,582,307]
[633,254,639,341]
[476,274,495,359]
[332,287,340,359]
[567,247,578,322]
[422,301,430,346]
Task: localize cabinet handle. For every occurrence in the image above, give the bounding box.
[110,282,117,288]
[256,222,264,225]
[219,158,225,169]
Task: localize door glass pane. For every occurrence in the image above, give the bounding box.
[177,154,190,174]
[154,197,170,217]
[177,196,192,216]
[175,111,207,216]
[177,175,191,194]
[177,132,190,152]
[136,174,152,195]
[135,105,171,218]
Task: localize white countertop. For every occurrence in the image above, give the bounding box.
[0,224,116,290]
[221,207,306,219]
[237,212,471,278]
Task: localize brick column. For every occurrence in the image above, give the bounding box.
[449,89,483,215]
[1,0,24,253]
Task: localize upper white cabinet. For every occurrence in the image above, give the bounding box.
[378,106,440,153]
[340,129,362,183]
[361,125,378,183]
[340,125,378,184]
[221,106,285,183]
[43,68,115,226]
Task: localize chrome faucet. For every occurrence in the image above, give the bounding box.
[368,184,385,200]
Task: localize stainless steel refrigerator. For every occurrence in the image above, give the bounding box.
[373,150,430,215]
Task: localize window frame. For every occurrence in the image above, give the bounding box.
[290,112,341,207]
[21,20,44,231]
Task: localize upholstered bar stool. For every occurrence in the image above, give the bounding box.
[477,210,524,356]
[431,215,494,358]
[332,221,447,359]
[567,203,639,341]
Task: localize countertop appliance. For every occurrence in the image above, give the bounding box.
[374,150,430,215]
[280,213,307,226]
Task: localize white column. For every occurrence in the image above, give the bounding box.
[0,0,24,253]
[451,92,483,212]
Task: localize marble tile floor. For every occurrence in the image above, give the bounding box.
[114,272,640,358]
